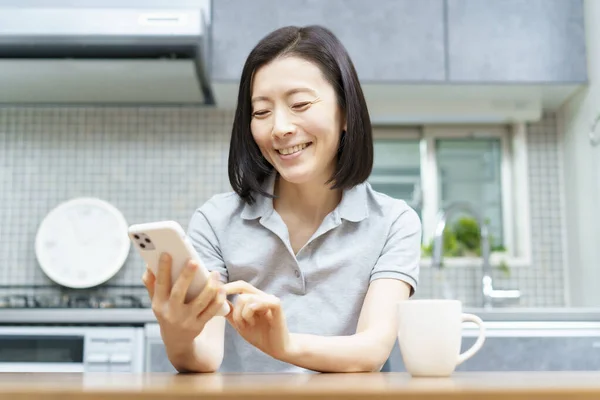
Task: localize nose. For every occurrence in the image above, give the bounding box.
[271,108,295,139]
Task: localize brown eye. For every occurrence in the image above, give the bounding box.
[292,102,311,110]
[252,110,270,118]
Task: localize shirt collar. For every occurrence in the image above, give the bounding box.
[241,171,369,222]
[335,181,369,222]
[240,172,277,220]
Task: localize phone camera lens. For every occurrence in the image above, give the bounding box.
[145,238,151,244]
[140,243,146,249]
[133,234,140,239]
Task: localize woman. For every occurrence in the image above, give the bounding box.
[142,25,422,373]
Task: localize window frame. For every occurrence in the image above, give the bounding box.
[372,123,532,268]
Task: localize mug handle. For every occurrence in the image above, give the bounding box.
[456,313,486,366]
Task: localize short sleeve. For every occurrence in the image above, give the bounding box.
[370,204,422,296]
[187,208,229,283]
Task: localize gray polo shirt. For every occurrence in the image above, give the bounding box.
[187,172,421,373]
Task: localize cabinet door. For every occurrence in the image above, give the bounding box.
[211,0,446,82]
[446,0,587,83]
[145,339,177,373]
[457,336,600,371]
[384,336,600,372]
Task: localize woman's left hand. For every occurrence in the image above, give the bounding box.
[223,281,293,360]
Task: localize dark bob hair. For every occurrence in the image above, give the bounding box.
[228,25,373,205]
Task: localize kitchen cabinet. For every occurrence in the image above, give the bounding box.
[145,340,177,373]
[210,0,587,85]
[385,336,600,372]
[210,0,446,82]
[384,318,600,372]
[457,336,600,371]
[144,324,177,373]
[446,0,587,83]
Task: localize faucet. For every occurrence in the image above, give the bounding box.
[431,201,521,309]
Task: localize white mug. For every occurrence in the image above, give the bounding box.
[397,299,485,377]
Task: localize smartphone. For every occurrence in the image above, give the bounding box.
[128,220,229,316]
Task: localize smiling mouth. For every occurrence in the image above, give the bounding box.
[277,142,312,155]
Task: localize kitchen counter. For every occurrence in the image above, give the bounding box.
[0,308,156,325]
[463,307,600,322]
[0,372,600,400]
[2,307,600,325]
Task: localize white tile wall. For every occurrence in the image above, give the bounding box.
[0,107,565,307]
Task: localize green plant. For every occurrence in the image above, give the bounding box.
[421,227,460,257]
[453,217,481,255]
[421,217,511,276]
[497,260,511,277]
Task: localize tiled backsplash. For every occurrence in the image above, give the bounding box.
[0,107,565,307]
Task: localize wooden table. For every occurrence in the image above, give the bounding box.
[0,372,600,400]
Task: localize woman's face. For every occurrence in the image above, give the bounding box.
[250,56,345,185]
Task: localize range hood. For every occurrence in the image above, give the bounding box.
[0,5,213,104]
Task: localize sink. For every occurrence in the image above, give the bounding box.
[382,307,600,372]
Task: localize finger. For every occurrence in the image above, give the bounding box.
[246,296,279,321]
[223,280,263,296]
[251,305,274,323]
[255,295,281,323]
[265,309,274,322]
[189,272,220,315]
[169,260,197,304]
[142,268,156,299]
[224,299,235,322]
[197,287,227,326]
[155,253,172,302]
[232,294,251,329]
[225,300,235,326]
[241,301,257,326]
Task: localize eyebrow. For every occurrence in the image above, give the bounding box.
[251,87,318,104]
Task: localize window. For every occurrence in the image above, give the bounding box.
[369,124,531,266]
[436,138,504,247]
[370,139,422,217]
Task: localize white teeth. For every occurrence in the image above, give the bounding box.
[278,143,309,155]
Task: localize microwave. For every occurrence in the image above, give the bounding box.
[0,326,144,373]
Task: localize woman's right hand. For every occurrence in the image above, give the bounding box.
[142,253,227,349]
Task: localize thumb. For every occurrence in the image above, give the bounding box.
[224,300,235,323]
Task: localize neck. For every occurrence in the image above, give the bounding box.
[273,174,342,225]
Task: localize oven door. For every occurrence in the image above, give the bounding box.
[0,327,85,372]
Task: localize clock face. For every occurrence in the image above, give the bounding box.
[35,198,130,288]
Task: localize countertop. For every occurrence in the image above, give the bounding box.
[0,308,157,325]
[1,372,600,400]
[3,307,600,325]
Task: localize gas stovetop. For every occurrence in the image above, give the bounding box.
[0,294,147,309]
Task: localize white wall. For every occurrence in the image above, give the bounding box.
[558,0,600,306]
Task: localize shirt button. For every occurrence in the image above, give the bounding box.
[294,270,301,278]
